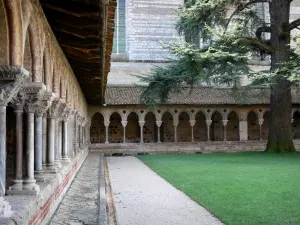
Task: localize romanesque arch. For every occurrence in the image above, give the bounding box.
[109,112,123,143]
[177,112,190,142]
[90,113,105,143]
[126,112,140,143]
[194,111,207,142]
[248,111,260,140]
[161,111,174,142]
[226,111,239,141]
[144,112,156,143]
[211,111,223,141]
[262,111,270,140]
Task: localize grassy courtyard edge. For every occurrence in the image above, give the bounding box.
[138,152,300,225]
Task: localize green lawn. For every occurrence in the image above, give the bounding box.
[138,152,300,225]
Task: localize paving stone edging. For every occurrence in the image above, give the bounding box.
[99,153,108,225]
[0,148,89,225]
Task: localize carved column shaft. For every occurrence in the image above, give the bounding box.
[206,120,212,141]
[222,120,228,142]
[104,120,110,144]
[34,115,43,173]
[42,115,47,165]
[139,121,145,143]
[156,121,162,143]
[0,106,6,196]
[121,121,128,143]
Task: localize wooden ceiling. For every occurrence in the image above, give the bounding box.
[40,0,116,105]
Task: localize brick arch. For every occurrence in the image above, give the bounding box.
[226,111,239,141]
[161,111,174,142]
[144,111,157,143]
[194,111,207,142]
[3,0,23,65]
[247,111,260,140]
[177,111,191,142]
[211,110,224,141]
[126,112,140,143]
[90,113,105,143]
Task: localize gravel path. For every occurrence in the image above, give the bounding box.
[49,153,101,225]
[107,156,224,225]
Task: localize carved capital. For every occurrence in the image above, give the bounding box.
[222,119,229,127]
[173,119,179,127]
[139,121,145,127]
[104,120,110,127]
[258,119,264,126]
[189,120,196,127]
[0,66,29,106]
[62,106,72,121]
[48,98,62,119]
[155,120,162,127]
[21,82,46,113]
[35,92,56,117]
[121,120,128,127]
[10,92,26,112]
[206,120,212,126]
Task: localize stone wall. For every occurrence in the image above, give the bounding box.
[125,0,182,61]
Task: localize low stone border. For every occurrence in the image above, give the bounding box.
[90,141,300,155]
[0,148,89,225]
[99,154,108,225]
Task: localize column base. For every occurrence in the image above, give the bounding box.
[55,160,62,168]
[157,141,161,144]
[105,141,109,144]
[8,179,23,191]
[22,179,40,195]
[44,164,58,174]
[61,157,71,163]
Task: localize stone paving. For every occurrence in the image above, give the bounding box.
[107,156,224,225]
[49,153,101,225]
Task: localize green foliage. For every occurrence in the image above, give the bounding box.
[140,0,300,105]
[139,153,300,225]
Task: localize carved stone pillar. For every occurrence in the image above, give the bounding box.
[121,120,128,143]
[0,66,28,196]
[259,119,264,141]
[22,82,46,194]
[34,92,55,178]
[8,94,26,192]
[189,120,196,142]
[61,107,72,162]
[47,98,62,172]
[155,121,162,143]
[206,120,212,141]
[139,121,145,143]
[222,120,228,142]
[54,103,65,167]
[42,114,47,166]
[104,120,110,144]
[173,120,179,143]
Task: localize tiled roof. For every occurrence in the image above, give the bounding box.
[105,85,300,105]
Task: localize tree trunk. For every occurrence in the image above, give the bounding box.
[266,0,295,152]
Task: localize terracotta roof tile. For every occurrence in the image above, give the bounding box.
[105,85,300,105]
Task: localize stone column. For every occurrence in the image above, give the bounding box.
[139,121,145,143]
[222,120,228,142]
[173,120,179,143]
[104,120,110,144]
[8,95,26,192]
[155,121,162,143]
[34,113,43,175]
[47,98,61,172]
[190,120,196,142]
[22,83,46,194]
[0,66,29,196]
[259,119,264,141]
[239,120,248,141]
[206,120,212,141]
[0,105,7,196]
[121,120,128,143]
[61,107,71,162]
[42,115,47,166]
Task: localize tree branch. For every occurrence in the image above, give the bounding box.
[225,0,269,30]
[237,37,273,53]
[289,18,300,31]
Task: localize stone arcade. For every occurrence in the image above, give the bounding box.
[0,0,115,224]
[1,0,300,224]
